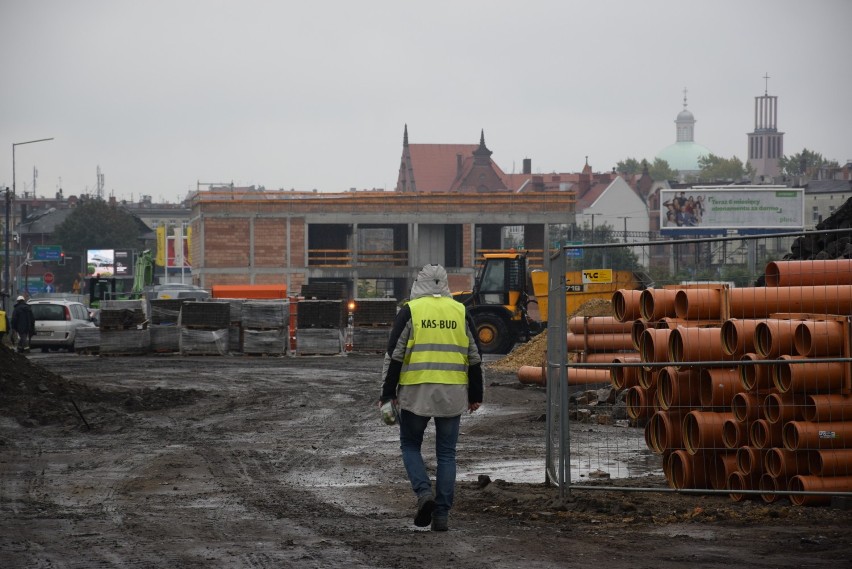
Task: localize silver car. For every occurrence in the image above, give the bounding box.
[29,299,96,352]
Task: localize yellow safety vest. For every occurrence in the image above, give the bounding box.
[0,310,6,333]
[399,296,469,386]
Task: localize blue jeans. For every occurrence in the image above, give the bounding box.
[398,409,461,518]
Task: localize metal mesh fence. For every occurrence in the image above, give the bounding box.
[545,228,852,505]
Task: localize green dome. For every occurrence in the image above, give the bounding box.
[656,141,713,173]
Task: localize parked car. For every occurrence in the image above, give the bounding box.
[28,299,96,352]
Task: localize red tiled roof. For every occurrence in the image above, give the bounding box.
[407,144,478,192]
[576,182,612,210]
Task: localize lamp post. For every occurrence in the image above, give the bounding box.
[2,186,10,315]
[10,137,54,302]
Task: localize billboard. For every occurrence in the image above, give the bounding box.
[114,249,134,277]
[86,249,115,277]
[660,187,804,234]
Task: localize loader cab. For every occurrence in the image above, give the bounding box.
[474,253,526,308]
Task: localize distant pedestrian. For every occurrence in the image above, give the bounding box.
[379,263,484,532]
[10,295,35,353]
[0,306,7,346]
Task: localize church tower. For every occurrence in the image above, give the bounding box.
[747,74,784,181]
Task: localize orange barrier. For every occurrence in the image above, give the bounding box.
[640,288,678,321]
[754,318,801,358]
[612,289,643,323]
[668,326,728,365]
[764,260,852,287]
[729,285,852,319]
[566,332,634,352]
[793,320,845,357]
[802,394,852,422]
[568,316,633,334]
[738,352,775,391]
[699,367,743,408]
[656,366,702,411]
[773,356,847,393]
[721,318,767,357]
[762,391,806,424]
[711,452,739,490]
[783,420,852,450]
[789,475,852,506]
[749,418,784,449]
[683,410,732,454]
[674,288,723,320]
[764,447,809,478]
[807,449,852,476]
[609,356,641,390]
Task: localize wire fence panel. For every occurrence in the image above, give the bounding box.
[545,228,852,504]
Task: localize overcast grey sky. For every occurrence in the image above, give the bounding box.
[2,0,850,204]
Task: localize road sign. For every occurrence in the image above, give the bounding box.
[43,272,55,285]
[33,245,62,261]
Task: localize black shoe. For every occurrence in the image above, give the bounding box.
[431,516,448,532]
[413,494,435,527]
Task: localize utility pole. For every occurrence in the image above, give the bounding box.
[618,216,631,243]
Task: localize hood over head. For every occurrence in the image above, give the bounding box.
[410,263,451,300]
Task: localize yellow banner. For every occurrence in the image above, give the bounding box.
[186,226,192,266]
[581,269,613,284]
[155,225,166,266]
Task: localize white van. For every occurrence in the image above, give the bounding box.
[29,299,96,352]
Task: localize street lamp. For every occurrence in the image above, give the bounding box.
[8,137,54,304]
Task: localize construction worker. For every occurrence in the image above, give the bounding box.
[11,295,35,353]
[379,264,484,532]
[0,304,7,346]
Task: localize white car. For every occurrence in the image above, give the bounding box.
[29,299,96,352]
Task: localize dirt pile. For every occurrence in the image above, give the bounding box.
[0,345,200,428]
[486,298,615,373]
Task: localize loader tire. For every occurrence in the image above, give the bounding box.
[475,314,513,355]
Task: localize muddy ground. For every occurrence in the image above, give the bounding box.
[1,344,851,569]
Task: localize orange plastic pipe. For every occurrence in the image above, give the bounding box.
[738,352,775,391]
[773,355,847,393]
[668,449,714,489]
[721,318,767,357]
[764,259,852,287]
[783,420,852,451]
[568,316,634,335]
[674,288,723,320]
[722,417,747,450]
[728,471,761,502]
[626,385,656,421]
[640,288,678,321]
[793,320,845,357]
[764,447,809,478]
[517,365,612,386]
[762,391,807,424]
[683,410,733,454]
[750,418,784,449]
[639,328,675,366]
[612,289,643,323]
[668,326,729,366]
[729,285,852,319]
[754,319,800,358]
[517,365,546,386]
[711,452,739,490]
[759,473,787,504]
[807,449,852,476]
[609,356,641,390]
[638,367,659,390]
[789,475,852,506]
[699,367,743,408]
[566,332,634,352]
[731,391,764,423]
[803,394,852,422]
[646,410,685,454]
[656,366,702,411]
[630,319,646,351]
[736,445,769,476]
[580,352,638,364]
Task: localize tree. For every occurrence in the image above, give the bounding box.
[54,198,146,259]
[616,158,643,176]
[778,148,838,177]
[648,158,676,182]
[553,222,643,272]
[697,154,752,181]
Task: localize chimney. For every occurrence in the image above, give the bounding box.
[523,158,532,175]
[456,154,463,176]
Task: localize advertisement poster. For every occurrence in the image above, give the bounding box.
[86,249,115,277]
[114,249,134,277]
[660,187,804,233]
